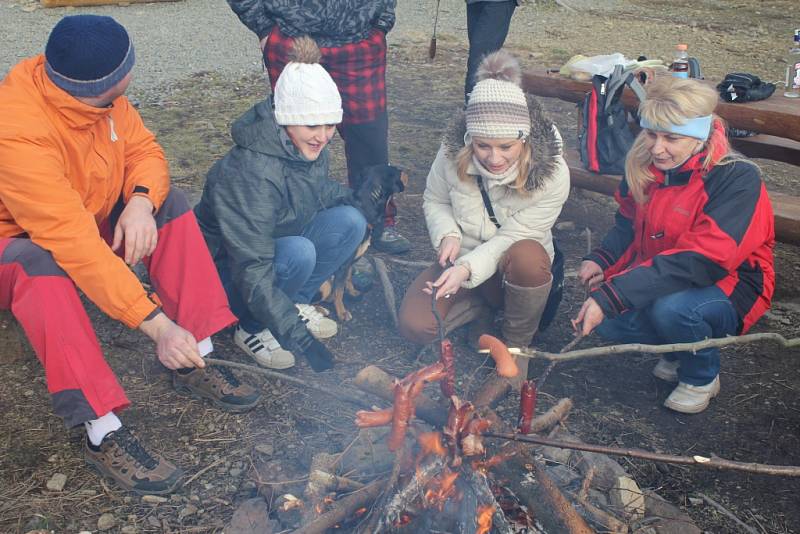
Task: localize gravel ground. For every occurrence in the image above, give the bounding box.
[0,0,531,95]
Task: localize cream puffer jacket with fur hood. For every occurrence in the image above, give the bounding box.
[423,95,570,289]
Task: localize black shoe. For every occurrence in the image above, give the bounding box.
[173,364,261,413]
[84,427,183,495]
[372,226,411,255]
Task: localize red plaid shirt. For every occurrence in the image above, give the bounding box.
[264,27,387,125]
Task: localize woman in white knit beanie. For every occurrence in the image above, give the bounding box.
[399,49,571,354]
[196,37,368,373]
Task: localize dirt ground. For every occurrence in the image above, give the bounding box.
[1,1,800,533]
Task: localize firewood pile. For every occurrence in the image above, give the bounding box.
[238,334,703,534]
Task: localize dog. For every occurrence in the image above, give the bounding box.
[316,164,408,321]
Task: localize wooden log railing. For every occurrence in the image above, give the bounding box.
[521,69,800,245]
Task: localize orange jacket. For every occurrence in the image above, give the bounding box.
[0,55,170,328]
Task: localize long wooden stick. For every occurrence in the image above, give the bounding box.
[484,432,800,477]
[499,333,800,363]
[373,257,399,328]
[697,493,759,534]
[204,357,372,409]
[533,461,596,534]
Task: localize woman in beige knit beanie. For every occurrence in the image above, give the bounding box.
[399,50,571,353]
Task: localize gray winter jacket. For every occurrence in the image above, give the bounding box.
[226,0,396,46]
[194,97,352,350]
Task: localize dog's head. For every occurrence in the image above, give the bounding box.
[352,164,408,226]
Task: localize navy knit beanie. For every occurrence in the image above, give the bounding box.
[45,15,135,98]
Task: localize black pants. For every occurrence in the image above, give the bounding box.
[338,111,395,227]
[465,1,517,101]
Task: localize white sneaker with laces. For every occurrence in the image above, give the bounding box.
[296,303,338,339]
[663,376,720,414]
[234,326,295,369]
[652,357,680,382]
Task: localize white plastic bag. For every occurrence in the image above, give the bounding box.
[569,53,633,78]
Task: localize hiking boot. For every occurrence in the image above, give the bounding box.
[84,427,183,495]
[173,364,261,413]
[296,303,337,339]
[372,225,411,255]
[652,357,680,382]
[351,256,375,293]
[663,376,720,414]
[234,325,295,369]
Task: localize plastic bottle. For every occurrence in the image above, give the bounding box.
[785,29,800,98]
[670,44,689,79]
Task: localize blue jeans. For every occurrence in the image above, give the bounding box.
[595,286,739,386]
[221,206,366,333]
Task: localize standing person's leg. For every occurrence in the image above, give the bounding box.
[647,286,738,413]
[0,237,182,494]
[465,1,517,101]
[398,263,486,345]
[323,31,411,254]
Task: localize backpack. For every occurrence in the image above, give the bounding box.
[579,64,647,175]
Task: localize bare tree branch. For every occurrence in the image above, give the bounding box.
[500,333,800,363]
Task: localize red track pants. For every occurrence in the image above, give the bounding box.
[0,189,235,427]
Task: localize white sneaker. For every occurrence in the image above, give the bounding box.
[663,376,720,414]
[295,304,337,339]
[233,326,295,369]
[652,357,680,382]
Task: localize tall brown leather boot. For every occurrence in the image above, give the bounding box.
[474,276,554,409]
[501,275,553,350]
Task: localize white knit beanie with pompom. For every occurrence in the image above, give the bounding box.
[465,50,531,141]
[274,36,342,126]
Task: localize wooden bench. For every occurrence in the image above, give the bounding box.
[522,69,800,245]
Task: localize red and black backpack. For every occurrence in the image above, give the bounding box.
[578,64,647,175]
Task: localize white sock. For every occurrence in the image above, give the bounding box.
[85,411,122,446]
[198,337,213,357]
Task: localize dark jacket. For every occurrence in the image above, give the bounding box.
[585,123,775,333]
[194,97,351,350]
[226,0,396,46]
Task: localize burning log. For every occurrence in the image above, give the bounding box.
[528,397,573,434]
[301,452,338,525]
[381,457,446,529]
[533,461,596,534]
[354,366,446,427]
[293,479,386,534]
[476,505,494,534]
[465,468,514,534]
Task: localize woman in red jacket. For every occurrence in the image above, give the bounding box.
[574,76,775,414]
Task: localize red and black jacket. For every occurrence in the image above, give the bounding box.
[585,125,775,333]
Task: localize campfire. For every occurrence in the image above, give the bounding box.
[262,333,635,534]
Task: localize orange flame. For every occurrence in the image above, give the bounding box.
[417,431,446,458]
[476,504,494,534]
[423,469,460,510]
[355,507,368,517]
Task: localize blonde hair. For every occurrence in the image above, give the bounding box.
[455,140,532,192]
[625,76,730,203]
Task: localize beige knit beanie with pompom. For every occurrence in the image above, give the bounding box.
[465,50,531,141]
[274,36,343,126]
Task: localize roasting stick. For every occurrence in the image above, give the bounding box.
[477,332,800,363]
[204,357,372,409]
[482,432,800,477]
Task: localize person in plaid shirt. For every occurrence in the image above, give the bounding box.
[226,0,411,255]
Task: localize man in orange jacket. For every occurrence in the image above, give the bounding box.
[0,15,260,494]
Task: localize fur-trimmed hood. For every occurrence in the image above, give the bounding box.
[441,94,562,193]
